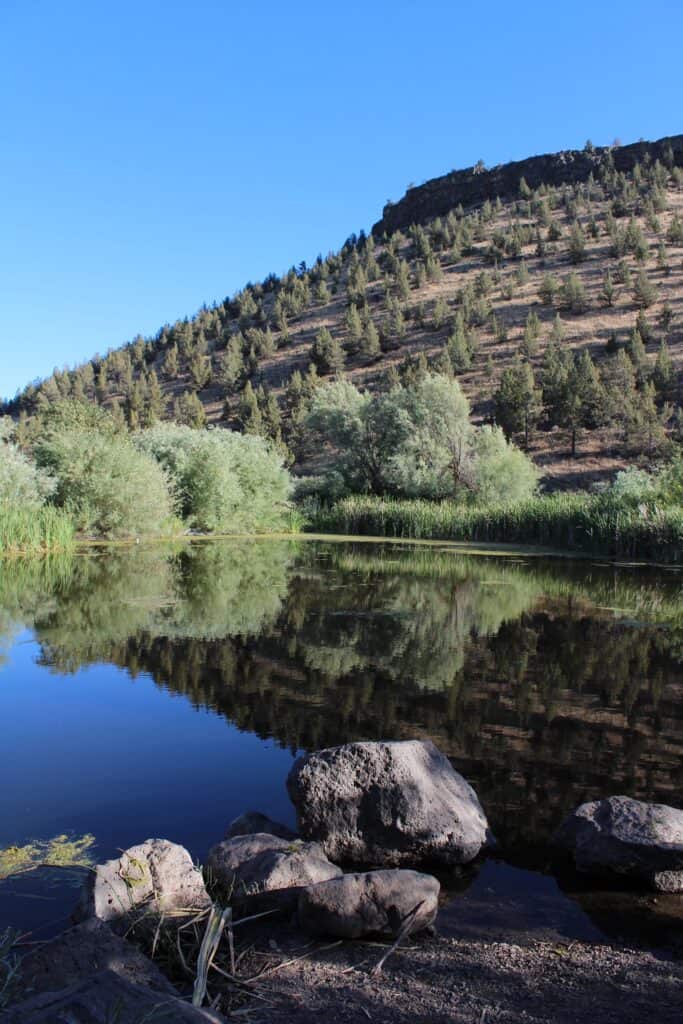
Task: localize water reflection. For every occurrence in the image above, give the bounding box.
[1,539,682,857]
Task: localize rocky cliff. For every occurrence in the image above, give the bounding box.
[372,133,683,236]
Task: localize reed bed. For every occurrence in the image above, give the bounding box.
[309,494,683,563]
[0,506,75,555]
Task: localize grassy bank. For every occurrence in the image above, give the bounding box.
[0,506,75,556]
[308,493,683,563]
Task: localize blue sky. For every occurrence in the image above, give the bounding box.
[1,0,681,399]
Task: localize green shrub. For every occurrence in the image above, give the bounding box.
[36,429,175,538]
[135,424,293,533]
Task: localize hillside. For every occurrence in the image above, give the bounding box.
[5,134,683,491]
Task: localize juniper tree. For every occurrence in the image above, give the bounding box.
[345,304,363,346]
[174,391,206,429]
[632,269,657,309]
[394,260,411,301]
[626,328,649,386]
[311,327,346,375]
[667,214,683,245]
[561,272,587,314]
[144,370,166,426]
[219,335,245,392]
[569,221,587,263]
[598,270,617,307]
[521,311,541,358]
[359,319,381,361]
[432,296,449,331]
[494,358,541,447]
[653,339,675,400]
[239,381,263,435]
[538,274,558,306]
[189,352,212,392]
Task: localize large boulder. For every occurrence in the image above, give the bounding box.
[287,739,492,866]
[206,833,342,897]
[225,810,297,840]
[553,795,683,891]
[78,839,211,923]
[298,869,440,939]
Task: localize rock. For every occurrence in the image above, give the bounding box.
[78,838,211,923]
[207,833,341,897]
[225,810,297,840]
[287,739,492,867]
[11,919,175,1002]
[298,869,440,939]
[3,969,224,1023]
[372,134,683,236]
[553,796,683,891]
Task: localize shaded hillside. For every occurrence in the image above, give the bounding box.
[6,134,683,491]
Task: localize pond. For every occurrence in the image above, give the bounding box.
[1,538,682,949]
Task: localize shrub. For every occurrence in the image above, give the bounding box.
[472,426,539,504]
[35,429,175,538]
[135,424,292,533]
[0,433,55,509]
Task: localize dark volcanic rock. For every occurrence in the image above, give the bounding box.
[3,969,223,1023]
[372,134,683,236]
[287,739,492,867]
[225,810,297,840]
[553,795,683,891]
[11,919,175,1001]
[298,868,439,938]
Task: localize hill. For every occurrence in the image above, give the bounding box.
[5,134,683,491]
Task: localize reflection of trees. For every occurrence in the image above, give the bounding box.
[1,540,682,849]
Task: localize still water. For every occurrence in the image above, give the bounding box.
[1,539,682,947]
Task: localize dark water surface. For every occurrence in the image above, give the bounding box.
[1,539,682,947]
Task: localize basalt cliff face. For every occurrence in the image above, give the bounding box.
[373,134,683,236]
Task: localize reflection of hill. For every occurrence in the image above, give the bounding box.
[2,540,682,851]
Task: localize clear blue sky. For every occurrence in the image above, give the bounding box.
[1,0,681,400]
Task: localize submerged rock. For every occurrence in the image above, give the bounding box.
[207,833,342,897]
[298,868,440,939]
[78,838,210,923]
[287,739,492,866]
[553,796,683,891]
[225,810,297,840]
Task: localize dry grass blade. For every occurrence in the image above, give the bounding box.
[371,900,425,976]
